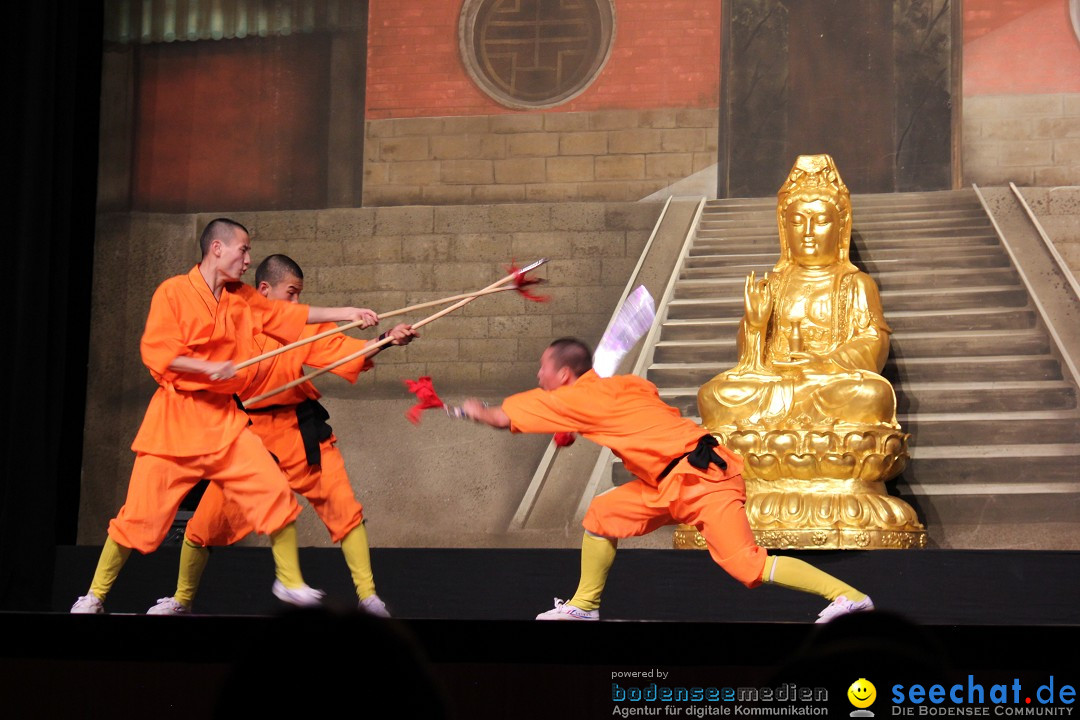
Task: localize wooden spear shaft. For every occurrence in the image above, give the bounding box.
[234,283,520,371]
[242,259,548,406]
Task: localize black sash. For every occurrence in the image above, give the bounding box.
[246,399,333,466]
[657,435,727,482]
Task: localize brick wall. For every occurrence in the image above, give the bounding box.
[962,0,1080,186]
[363,1,721,204]
[366,0,721,119]
[963,94,1080,186]
[364,108,718,205]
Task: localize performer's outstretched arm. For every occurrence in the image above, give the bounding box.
[462,398,510,429]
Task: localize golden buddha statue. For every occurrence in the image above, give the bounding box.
[690,154,926,550]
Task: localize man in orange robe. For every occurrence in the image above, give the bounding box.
[462,338,874,623]
[72,219,380,613]
[147,254,415,616]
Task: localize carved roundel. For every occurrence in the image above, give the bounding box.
[459,0,616,110]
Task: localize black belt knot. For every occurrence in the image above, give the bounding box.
[657,435,727,482]
[246,399,333,466]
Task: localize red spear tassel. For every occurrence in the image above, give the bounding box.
[404,376,445,424]
[554,432,576,447]
[507,261,550,303]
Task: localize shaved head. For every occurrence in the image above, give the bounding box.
[199,218,249,257]
[547,338,593,378]
[255,254,304,287]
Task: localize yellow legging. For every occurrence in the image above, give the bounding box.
[566,533,866,611]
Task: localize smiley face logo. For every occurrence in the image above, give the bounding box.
[848,678,877,709]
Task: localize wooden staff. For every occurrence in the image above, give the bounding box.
[242,259,548,406]
[234,283,522,371]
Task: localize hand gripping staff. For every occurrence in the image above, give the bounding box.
[242,259,549,407]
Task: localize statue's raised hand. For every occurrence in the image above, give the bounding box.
[744,271,773,328]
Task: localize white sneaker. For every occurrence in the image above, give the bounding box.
[146,596,190,615]
[272,580,325,607]
[535,598,599,621]
[359,594,391,618]
[816,594,874,623]
[70,592,104,614]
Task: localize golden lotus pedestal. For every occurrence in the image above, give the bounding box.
[673,427,927,550]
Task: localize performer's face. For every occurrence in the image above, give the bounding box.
[261,274,304,303]
[217,230,252,280]
[537,348,569,391]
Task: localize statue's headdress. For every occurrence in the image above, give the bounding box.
[774,154,856,272]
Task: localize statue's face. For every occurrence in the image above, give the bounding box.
[784,198,841,267]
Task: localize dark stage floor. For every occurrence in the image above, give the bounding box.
[2,547,1075,719]
[51,545,1080,624]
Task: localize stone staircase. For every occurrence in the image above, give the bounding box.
[639,189,1080,549]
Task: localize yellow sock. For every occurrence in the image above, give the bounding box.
[762,555,867,602]
[89,536,132,601]
[567,533,617,611]
[270,523,305,589]
[340,523,376,599]
[173,538,210,608]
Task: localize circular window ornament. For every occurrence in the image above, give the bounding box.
[459,0,616,110]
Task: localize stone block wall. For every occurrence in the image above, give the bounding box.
[78,201,663,541]
[963,93,1080,186]
[363,108,718,205]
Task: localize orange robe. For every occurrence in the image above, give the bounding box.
[185,324,374,546]
[502,370,766,587]
[107,266,307,553]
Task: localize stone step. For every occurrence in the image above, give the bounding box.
[693,233,1001,252]
[697,217,991,236]
[899,454,1080,486]
[902,493,1080,532]
[648,355,1062,387]
[705,190,980,212]
[901,411,1080,446]
[684,252,1012,274]
[649,357,1062,388]
[659,380,1077,417]
[651,329,1049,363]
[665,286,1029,319]
[659,307,1039,341]
[885,307,1037,333]
[889,330,1050,357]
[897,380,1078,413]
[696,224,995,242]
[695,221,989,237]
[697,208,990,226]
[689,244,1003,264]
[872,268,1020,290]
[675,267,1021,296]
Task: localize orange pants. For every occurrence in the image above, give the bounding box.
[583,469,766,587]
[187,422,364,546]
[108,428,301,553]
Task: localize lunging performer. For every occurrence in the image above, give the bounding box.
[461,338,874,622]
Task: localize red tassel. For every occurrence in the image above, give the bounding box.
[554,432,576,447]
[403,376,445,424]
[507,261,550,303]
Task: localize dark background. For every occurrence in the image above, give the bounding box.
[1,2,102,610]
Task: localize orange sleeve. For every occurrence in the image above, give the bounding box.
[501,384,599,435]
[139,280,191,380]
[303,325,375,383]
[238,284,309,346]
